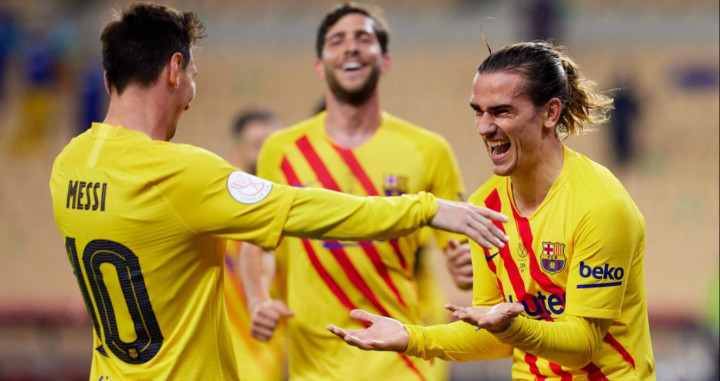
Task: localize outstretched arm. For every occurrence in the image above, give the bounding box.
[283,189,509,250]
[447,302,612,369]
[327,309,513,362]
[328,302,610,368]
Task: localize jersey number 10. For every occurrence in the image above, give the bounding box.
[65,237,164,364]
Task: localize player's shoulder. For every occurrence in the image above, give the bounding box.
[162,140,225,163]
[468,176,505,203]
[265,113,323,146]
[52,130,88,170]
[259,114,323,166]
[52,126,223,172]
[381,112,453,151]
[563,147,643,224]
[565,147,632,204]
[114,139,229,185]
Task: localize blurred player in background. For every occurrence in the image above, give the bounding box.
[49,3,510,380]
[223,108,286,380]
[328,41,656,380]
[312,96,470,361]
[242,3,473,380]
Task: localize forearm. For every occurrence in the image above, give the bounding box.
[404,320,513,362]
[240,243,271,310]
[492,315,610,369]
[283,188,437,241]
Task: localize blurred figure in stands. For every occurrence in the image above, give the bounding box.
[77,58,107,136]
[609,77,641,168]
[523,0,565,43]
[0,7,19,103]
[11,26,65,155]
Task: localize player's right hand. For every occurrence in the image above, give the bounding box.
[250,299,294,341]
[430,199,509,249]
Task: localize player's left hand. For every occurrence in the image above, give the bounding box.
[445,302,524,332]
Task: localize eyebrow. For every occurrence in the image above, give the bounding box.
[469,103,513,112]
[326,29,373,41]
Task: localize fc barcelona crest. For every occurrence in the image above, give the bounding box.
[383,174,408,196]
[540,242,566,275]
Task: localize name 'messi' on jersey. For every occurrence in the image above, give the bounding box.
[66,179,108,211]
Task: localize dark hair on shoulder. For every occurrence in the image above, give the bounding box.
[101,2,205,94]
[232,108,279,138]
[315,2,389,58]
[477,41,613,136]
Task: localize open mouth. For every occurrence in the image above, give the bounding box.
[342,62,363,72]
[487,140,511,159]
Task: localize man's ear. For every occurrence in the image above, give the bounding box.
[544,97,562,129]
[103,71,111,95]
[168,52,184,89]
[314,58,326,80]
[380,53,391,75]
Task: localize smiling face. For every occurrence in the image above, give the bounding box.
[316,13,389,106]
[470,71,558,178]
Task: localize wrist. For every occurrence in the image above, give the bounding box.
[486,317,515,334]
[248,295,271,314]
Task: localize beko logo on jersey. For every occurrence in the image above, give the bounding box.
[66,180,107,211]
[577,261,624,288]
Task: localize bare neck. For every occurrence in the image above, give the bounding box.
[510,143,565,217]
[103,85,172,141]
[323,92,382,149]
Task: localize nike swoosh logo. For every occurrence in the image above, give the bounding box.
[486,252,499,262]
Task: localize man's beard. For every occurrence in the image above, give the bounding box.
[325,65,380,106]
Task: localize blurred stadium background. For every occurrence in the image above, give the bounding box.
[0,0,717,380]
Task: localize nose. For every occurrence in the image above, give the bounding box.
[344,38,360,54]
[476,113,496,136]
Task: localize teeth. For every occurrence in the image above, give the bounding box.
[487,140,508,147]
[343,62,361,70]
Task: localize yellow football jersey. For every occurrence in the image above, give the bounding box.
[257,112,465,381]
[406,145,655,380]
[50,123,440,380]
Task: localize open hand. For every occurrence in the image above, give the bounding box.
[326,309,409,352]
[445,302,524,332]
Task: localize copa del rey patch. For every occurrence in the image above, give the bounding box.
[227,171,272,204]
